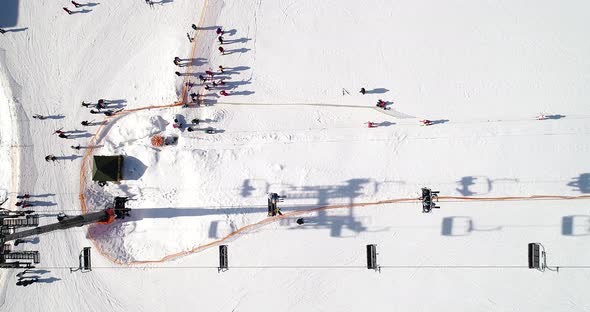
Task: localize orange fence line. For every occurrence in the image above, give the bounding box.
[94,193,590,265]
[78,0,211,263]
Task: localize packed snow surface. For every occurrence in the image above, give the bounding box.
[1,0,590,311]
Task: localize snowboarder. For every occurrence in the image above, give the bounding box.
[186,33,193,43]
[191,24,198,31]
[218,46,225,55]
[219,90,228,96]
[45,155,57,162]
[175,71,182,76]
[296,218,304,225]
[205,70,214,77]
[420,120,433,126]
[198,75,206,83]
[218,65,224,73]
[71,144,81,150]
[0,29,6,35]
[71,1,82,8]
[218,36,224,44]
[32,114,47,120]
[360,87,366,95]
[63,7,73,15]
[216,27,224,35]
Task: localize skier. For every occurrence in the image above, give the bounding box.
[16,278,38,287]
[205,70,214,77]
[175,71,182,76]
[45,155,57,162]
[218,65,224,73]
[32,114,47,120]
[15,201,33,208]
[218,46,225,55]
[63,7,73,15]
[0,29,6,35]
[420,120,433,126]
[218,36,224,44]
[198,75,206,83]
[71,144,81,150]
[71,1,82,8]
[216,27,224,35]
[360,87,366,95]
[172,118,182,129]
[296,218,304,225]
[219,90,228,96]
[186,33,193,43]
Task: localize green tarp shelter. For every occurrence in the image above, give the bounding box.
[92,155,123,182]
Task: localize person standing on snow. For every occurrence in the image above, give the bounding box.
[360,88,366,95]
[218,65,224,73]
[45,155,57,162]
[0,29,6,34]
[191,24,198,31]
[32,114,47,120]
[219,90,228,96]
[198,75,206,83]
[175,71,182,76]
[216,27,224,35]
[218,36,224,44]
[218,46,225,55]
[71,1,82,8]
[63,7,73,15]
[205,70,214,77]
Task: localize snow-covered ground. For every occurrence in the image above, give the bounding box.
[1,0,590,311]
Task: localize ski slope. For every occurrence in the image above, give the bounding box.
[1,0,590,311]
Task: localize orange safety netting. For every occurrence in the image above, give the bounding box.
[151,135,164,147]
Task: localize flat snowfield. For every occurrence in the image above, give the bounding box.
[1,1,590,311]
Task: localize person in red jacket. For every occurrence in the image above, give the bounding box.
[220,90,228,96]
